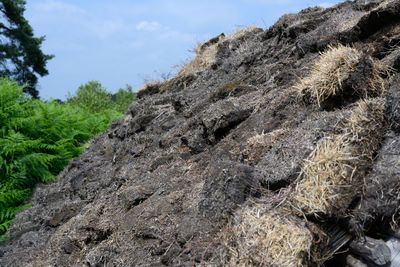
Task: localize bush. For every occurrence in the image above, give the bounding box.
[67,81,137,114]
[67,81,114,113]
[113,84,137,113]
[0,78,122,240]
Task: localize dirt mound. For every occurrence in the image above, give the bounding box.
[1,0,400,266]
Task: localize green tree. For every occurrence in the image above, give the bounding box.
[67,81,115,113]
[0,0,53,98]
[113,84,137,113]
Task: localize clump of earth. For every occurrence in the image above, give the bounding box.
[1,0,400,266]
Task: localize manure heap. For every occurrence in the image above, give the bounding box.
[2,0,400,266]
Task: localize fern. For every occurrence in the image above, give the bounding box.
[0,78,124,239]
[0,189,31,207]
[0,203,31,238]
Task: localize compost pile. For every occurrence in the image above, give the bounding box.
[1,0,400,266]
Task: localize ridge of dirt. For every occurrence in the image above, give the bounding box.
[1,0,400,266]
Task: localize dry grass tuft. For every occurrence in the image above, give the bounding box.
[291,135,358,217]
[297,44,362,107]
[179,26,263,77]
[136,81,160,93]
[291,98,386,217]
[297,44,388,109]
[223,204,313,267]
[225,26,263,41]
[344,98,386,153]
[367,60,388,98]
[178,34,225,77]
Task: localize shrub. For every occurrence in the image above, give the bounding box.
[67,81,115,113]
[113,84,137,113]
[0,78,122,240]
[68,81,137,114]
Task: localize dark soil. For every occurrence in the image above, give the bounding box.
[1,0,400,266]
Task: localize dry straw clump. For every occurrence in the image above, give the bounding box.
[297,44,362,106]
[178,33,225,77]
[223,205,313,267]
[291,98,386,217]
[297,44,387,108]
[225,26,263,41]
[179,26,263,77]
[345,98,386,153]
[291,134,359,217]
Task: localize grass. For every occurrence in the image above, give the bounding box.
[297,44,387,109]
[178,26,263,77]
[291,98,386,217]
[291,134,359,217]
[223,204,313,266]
[297,44,363,107]
[178,34,224,77]
[242,129,287,165]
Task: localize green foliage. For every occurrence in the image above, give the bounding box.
[67,81,115,113]
[113,84,137,113]
[0,0,54,98]
[0,78,122,239]
[67,81,137,114]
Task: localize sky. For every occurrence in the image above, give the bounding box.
[25,0,344,100]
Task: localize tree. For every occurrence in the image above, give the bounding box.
[67,81,137,114]
[113,85,137,113]
[67,81,115,113]
[0,0,53,98]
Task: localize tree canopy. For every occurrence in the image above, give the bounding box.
[0,0,53,98]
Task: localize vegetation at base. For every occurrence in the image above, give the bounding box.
[67,80,137,114]
[0,78,123,240]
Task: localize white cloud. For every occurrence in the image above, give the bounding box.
[136,21,163,32]
[318,2,335,8]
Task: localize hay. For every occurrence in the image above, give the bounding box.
[178,34,225,77]
[291,98,386,217]
[297,44,386,108]
[291,135,359,217]
[297,44,362,107]
[225,26,263,41]
[223,205,313,267]
[179,26,263,77]
[345,98,386,153]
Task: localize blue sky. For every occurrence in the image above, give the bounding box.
[25,0,344,100]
